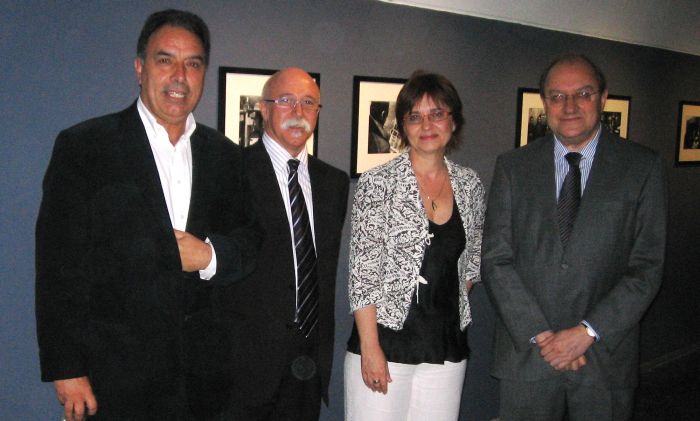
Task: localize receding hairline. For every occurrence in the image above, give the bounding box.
[262,68,318,98]
[539,53,607,95]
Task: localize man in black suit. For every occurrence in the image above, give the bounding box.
[482,54,667,420]
[218,67,349,420]
[35,10,256,421]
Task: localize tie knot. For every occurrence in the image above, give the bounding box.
[288,159,300,173]
[565,152,582,168]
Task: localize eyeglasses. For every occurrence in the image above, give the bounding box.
[404,109,452,125]
[263,96,322,112]
[544,90,599,106]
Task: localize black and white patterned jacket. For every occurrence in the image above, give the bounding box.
[348,152,485,331]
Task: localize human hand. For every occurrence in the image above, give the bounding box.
[174,230,212,272]
[534,330,555,346]
[360,343,392,394]
[565,355,588,371]
[465,279,474,293]
[54,377,97,421]
[538,325,594,371]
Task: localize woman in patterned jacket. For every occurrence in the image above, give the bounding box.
[344,71,486,420]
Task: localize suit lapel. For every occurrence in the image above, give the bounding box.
[247,142,290,235]
[530,136,559,221]
[308,157,328,251]
[118,104,173,233]
[579,133,617,205]
[187,129,207,234]
[572,133,618,233]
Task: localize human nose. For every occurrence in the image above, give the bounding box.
[291,100,304,115]
[172,62,186,82]
[563,94,577,112]
[420,114,432,129]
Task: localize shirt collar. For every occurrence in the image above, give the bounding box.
[262,131,309,171]
[554,124,600,163]
[137,96,197,146]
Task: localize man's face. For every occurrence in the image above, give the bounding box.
[260,68,320,156]
[134,25,206,140]
[542,61,607,149]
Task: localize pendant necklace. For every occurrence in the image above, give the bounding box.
[416,169,447,212]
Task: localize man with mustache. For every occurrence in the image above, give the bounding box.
[218,67,349,420]
[36,9,256,420]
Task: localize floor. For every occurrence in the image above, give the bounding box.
[633,354,700,420]
[486,354,700,421]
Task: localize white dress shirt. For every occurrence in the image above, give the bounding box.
[262,132,315,309]
[136,97,216,279]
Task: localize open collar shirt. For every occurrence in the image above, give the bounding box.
[137,97,216,279]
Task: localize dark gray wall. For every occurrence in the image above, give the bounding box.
[1,1,698,419]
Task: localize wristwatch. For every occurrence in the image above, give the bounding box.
[580,322,597,339]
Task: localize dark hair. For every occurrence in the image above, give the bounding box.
[136,9,210,65]
[538,53,607,96]
[395,71,464,152]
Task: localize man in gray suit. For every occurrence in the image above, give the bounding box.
[482,54,667,420]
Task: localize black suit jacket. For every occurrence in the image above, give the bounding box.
[35,103,257,417]
[482,132,667,388]
[217,141,348,405]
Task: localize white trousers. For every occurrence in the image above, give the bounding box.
[344,351,467,421]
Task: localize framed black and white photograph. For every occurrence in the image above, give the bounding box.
[217,67,319,155]
[676,101,700,166]
[515,88,549,148]
[351,76,407,178]
[601,95,631,139]
[516,88,631,148]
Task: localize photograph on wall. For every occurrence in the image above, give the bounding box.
[218,67,319,155]
[516,88,631,148]
[351,76,407,178]
[676,101,700,166]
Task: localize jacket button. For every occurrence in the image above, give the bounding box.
[561,263,569,270]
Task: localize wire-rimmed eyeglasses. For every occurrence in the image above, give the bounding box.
[403,109,452,125]
[544,90,600,106]
[263,96,322,112]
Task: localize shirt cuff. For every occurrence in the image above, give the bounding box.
[198,237,217,280]
[581,320,601,342]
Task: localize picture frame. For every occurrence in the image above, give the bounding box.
[351,76,407,178]
[676,100,700,166]
[515,88,631,148]
[217,67,319,155]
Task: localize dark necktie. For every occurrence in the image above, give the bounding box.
[557,152,582,248]
[287,159,318,337]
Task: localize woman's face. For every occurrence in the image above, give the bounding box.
[403,94,454,156]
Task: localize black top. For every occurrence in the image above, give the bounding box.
[347,202,468,364]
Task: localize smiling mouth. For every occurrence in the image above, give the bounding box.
[166,90,186,99]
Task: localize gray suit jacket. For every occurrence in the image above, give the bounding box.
[481,131,667,388]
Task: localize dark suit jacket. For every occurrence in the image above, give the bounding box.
[35,103,257,418]
[217,140,349,405]
[481,132,667,388]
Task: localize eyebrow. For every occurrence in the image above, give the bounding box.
[277,93,318,100]
[153,50,205,62]
[547,85,596,93]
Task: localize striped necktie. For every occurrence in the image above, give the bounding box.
[558,152,582,248]
[287,159,318,337]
